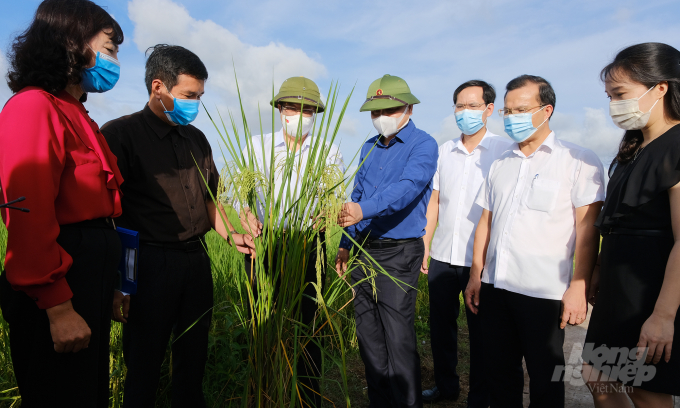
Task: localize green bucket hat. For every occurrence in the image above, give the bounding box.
[270,77,325,113]
[359,74,421,112]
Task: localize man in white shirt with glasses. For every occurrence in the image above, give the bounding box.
[421,80,511,406]
[465,75,604,407]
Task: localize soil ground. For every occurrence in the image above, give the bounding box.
[325,307,680,408]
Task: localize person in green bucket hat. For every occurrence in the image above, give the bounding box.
[335,74,438,408]
[237,76,344,408]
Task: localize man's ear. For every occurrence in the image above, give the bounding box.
[485,103,494,118]
[151,79,161,99]
[545,104,554,120]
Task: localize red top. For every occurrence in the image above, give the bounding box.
[0,87,123,309]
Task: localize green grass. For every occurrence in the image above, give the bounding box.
[0,208,471,408]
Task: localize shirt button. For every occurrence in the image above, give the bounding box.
[185,185,189,189]
[174,144,178,147]
[190,205,195,210]
[380,167,383,170]
[180,165,184,169]
[375,186,377,188]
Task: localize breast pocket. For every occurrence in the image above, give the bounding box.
[526,178,560,212]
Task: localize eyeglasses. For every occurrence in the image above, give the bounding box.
[453,103,486,110]
[280,104,317,117]
[498,105,545,117]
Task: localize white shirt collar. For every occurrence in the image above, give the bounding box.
[452,128,496,154]
[511,131,556,157]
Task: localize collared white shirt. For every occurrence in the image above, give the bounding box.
[430,129,512,267]
[475,132,605,300]
[237,128,345,228]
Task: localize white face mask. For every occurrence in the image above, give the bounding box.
[282,112,315,138]
[372,105,410,137]
[609,84,660,130]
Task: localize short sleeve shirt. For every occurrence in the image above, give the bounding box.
[430,130,512,267]
[475,132,605,300]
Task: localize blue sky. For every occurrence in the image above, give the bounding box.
[2,0,680,170]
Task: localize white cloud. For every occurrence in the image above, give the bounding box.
[0,50,12,105]
[551,108,621,164]
[127,0,327,122]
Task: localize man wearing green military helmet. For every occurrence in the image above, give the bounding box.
[336,74,438,408]
[238,76,344,408]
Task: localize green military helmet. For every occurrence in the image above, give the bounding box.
[359,74,421,112]
[270,76,325,113]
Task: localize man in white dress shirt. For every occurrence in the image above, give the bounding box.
[238,77,345,408]
[465,75,605,408]
[421,80,511,406]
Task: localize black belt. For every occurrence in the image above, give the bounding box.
[360,237,421,249]
[61,217,116,230]
[601,227,673,238]
[141,238,204,252]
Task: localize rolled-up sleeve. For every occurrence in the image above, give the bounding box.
[0,92,73,309]
[475,162,494,211]
[358,138,438,219]
[571,149,605,208]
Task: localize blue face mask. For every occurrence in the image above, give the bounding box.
[160,83,200,126]
[455,109,486,135]
[81,51,120,93]
[503,106,548,143]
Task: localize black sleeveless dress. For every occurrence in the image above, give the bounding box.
[583,124,680,395]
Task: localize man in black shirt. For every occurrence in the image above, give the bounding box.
[102,44,253,408]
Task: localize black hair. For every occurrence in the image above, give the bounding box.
[144,44,208,94]
[453,80,496,105]
[505,75,556,118]
[602,42,680,164]
[6,0,123,95]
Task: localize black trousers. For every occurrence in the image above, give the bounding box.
[0,224,120,408]
[352,238,424,408]
[428,259,489,407]
[122,242,213,408]
[244,237,326,408]
[480,283,565,408]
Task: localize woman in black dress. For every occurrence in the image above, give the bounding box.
[583,42,680,408]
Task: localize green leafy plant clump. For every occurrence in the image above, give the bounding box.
[205,76,361,408]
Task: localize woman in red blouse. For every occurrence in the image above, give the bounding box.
[0,1,125,406]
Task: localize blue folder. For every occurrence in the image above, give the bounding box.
[116,227,139,294]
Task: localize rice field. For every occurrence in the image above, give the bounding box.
[0,210,469,407]
[0,83,470,407]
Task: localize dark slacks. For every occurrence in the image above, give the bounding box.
[244,237,326,408]
[122,242,213,408]
[480,283,565,408]
[428,259,489,407]
[0,224,120,408]
[352,238,424,408]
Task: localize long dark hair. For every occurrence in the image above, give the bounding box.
[602,43,680,164]
[6,0,123,95]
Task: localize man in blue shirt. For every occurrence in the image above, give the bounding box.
[336,74,438,408]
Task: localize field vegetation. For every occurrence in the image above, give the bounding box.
[0,81,470,407]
